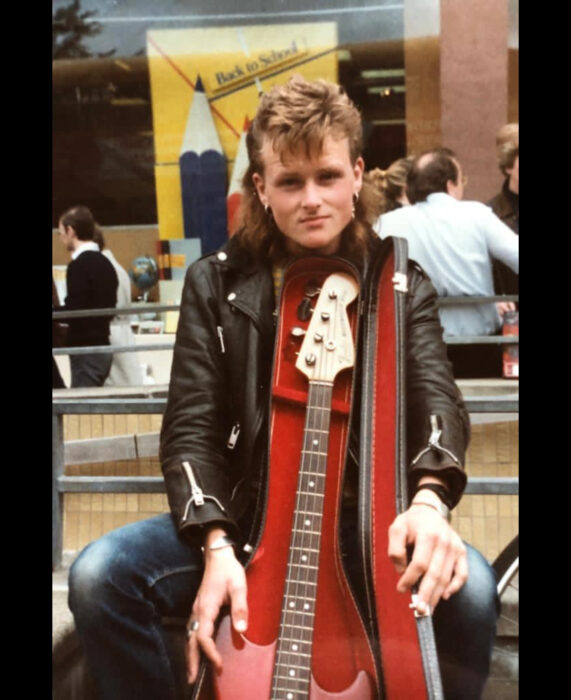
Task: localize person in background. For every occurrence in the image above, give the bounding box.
[93,226,144,386]
[57,205,118,387]
[374,147,518,378]
[488,123,519,299]
[367,155,414,213]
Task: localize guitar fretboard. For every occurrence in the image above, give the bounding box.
[270,381,333,700]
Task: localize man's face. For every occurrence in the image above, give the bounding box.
[252,134,363,257]
[58,223,76,252]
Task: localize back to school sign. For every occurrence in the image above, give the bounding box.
[206,39,308,92]
[147,23,337,244]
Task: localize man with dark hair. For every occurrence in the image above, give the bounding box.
[58,205,118,387]
[373,148,518,377]
[406,147,460,204]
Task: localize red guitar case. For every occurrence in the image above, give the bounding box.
[358,237,444,699]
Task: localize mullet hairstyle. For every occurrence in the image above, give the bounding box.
[406,147,459,204]
[59,205,96,241]
[235,75,381,263]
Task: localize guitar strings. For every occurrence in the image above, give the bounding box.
[273,278,346,698]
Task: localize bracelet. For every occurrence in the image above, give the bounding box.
[413,482,453,510]
[201,535,237,553]
[410,500,451,521]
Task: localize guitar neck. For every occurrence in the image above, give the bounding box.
[271,381,334,699]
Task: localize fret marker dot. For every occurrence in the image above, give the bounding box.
[309,481,315,488]
[287,694,294,700]
[289,601,295,608]
[304,603,310,610]
[301,555,307,562]
[292,644,298,651]
[289,670,296,677]
[305,519,311,526]
[313,439,319,446]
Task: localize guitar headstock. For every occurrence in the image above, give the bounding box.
[295,272,359,383]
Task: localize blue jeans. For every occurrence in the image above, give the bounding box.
[68,514,498,700]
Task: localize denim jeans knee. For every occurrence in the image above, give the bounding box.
[432,543,499,700]
[67,514,204,700]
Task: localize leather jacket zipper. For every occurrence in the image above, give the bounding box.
[180,460,227,523]
[217,326,226,353]
[227,422,240,449]
[411,415,462,467]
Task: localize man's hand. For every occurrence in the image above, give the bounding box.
[186,529,248,684]
[497,301,516,318]
[388,492,467,614]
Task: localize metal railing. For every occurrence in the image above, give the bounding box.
[52,295,519,356]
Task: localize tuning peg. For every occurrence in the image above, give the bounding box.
[290,327,306,338]
[297,297,313,321]
[304,280,321,298]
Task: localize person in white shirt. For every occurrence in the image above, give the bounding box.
[93,227,144,386]
[373,148,518,377]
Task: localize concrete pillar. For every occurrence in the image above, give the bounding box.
[404,0,513,202]
[440,0,509,202]
[404,0,441,155]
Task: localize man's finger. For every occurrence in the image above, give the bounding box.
[187,625,201,684]
[442,545,469,600]
[387,517,409,573]
[417,539,454,610]
[229,580,249,633]
[396,532,436,592]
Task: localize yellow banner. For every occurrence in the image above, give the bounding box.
[147,23,338,240]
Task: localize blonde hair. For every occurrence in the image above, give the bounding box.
[496,123,518,175]
[367,156,414,213]
[235,75,380,262]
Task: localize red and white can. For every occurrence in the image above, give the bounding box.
[502,311,519,378]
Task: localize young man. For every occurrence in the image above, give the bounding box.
[58,205,118,387]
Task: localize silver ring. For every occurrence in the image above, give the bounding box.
[186,619,200,638]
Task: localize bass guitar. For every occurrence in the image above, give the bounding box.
[194,257,379,699]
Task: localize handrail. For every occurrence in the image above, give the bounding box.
[53,303,180,319]
[53,343,175,355]
[52,295,519,320]
[53,336,517,355]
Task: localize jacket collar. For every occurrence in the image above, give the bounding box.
[209,235,275,333]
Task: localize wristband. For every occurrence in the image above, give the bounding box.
[413,482,453,510]
[201,535,236,552]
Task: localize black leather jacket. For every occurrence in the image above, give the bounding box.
[160,235,469,546]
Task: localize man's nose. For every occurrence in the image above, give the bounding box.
[301,181,321,208]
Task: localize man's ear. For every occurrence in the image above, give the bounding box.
[252,172,266,206]
[446,179,462,200]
